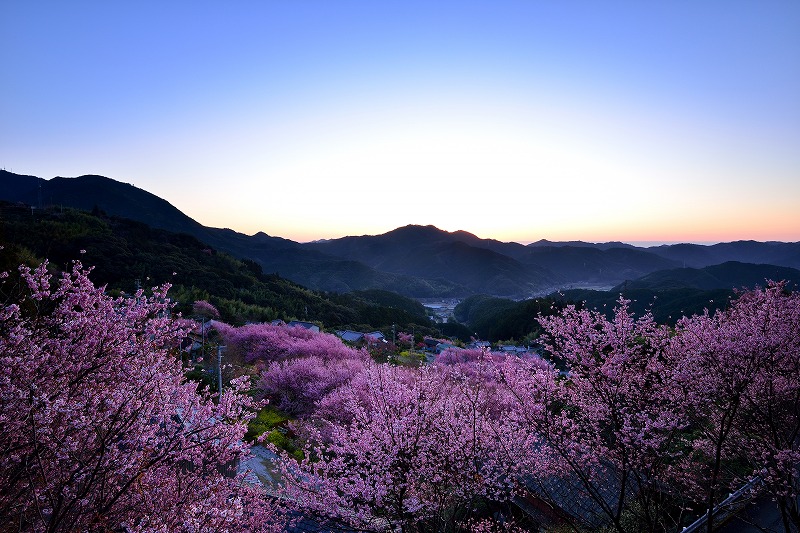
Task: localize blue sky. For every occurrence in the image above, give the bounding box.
[2,1,799,244]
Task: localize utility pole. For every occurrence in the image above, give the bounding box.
[201,316,206,362]
[217,345,226,396]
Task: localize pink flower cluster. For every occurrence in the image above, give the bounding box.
[5,257,798,532]
[279,283,800,532]
[215,321,369,417]
[192,298,220,319]
[0,261,285,532]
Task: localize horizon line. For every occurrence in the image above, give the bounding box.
[2,170,797,247]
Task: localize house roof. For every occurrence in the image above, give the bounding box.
[287,320,320,332]
[435,342,458,353]
[284,511,361,533]
[517,461,635,530]
[337,330,364,343]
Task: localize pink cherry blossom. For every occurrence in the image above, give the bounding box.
[0,260,286,532]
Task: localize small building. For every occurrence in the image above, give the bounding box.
[287,320,320,332]
[497,344,534,356]
[515,461,633,531]
[422,337,441,351]
[435,342,458,354]
[337,330,365,343]
[466,340,492,351]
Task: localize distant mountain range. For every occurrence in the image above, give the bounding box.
[3,170,799,299]
[611,262,800,292]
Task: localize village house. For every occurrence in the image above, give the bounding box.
[336,330,388,345]
[336,330,365,343]
[286,320,320,332]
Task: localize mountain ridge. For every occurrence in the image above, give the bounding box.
[3,170,799,298]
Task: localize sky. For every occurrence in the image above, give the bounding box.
[2,1,799,245]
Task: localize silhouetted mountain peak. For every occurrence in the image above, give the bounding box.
[528,239,557,247]
[2,170,798,299]
[385,224,454,242]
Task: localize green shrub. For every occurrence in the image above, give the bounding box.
[244,405,290,442]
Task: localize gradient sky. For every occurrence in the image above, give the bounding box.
[2,1,799,245]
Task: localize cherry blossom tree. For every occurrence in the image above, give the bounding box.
[738,283,800,532]
[258,355,367,417]
[671,282,800,532]
[215,321,370,416]
[397,331,414,347]
[0,260,285,532]
[280,362,533,532]
[499,299,686,533]
[192,298,220,319]
[12,256,794,532]
[215,321,362,364]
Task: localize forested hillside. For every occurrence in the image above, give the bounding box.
[0,202,434,334]
[451,261,800,341]
[453,294,570,342]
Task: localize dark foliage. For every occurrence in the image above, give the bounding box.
[554,287,737,325]
[454,295,569,342]
[0,202,433,332]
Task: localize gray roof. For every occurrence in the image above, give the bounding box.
[337,330,364,342]
[517,461,635,530]
[287,320,320,332]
